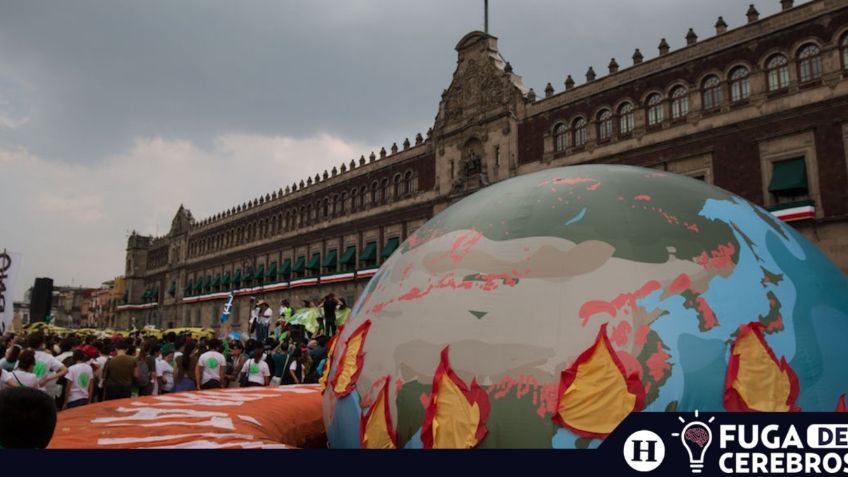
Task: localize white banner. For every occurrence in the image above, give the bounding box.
[0,250,21,334]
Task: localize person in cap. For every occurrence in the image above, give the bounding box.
[155,343,175,394]
[255,300,272,343]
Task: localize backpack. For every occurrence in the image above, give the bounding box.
[135,358,151,388]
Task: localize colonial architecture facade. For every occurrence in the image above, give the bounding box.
[118,0,848,332]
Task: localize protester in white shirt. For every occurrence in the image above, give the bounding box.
[63,350,94,409]
[27,333,67,394]
[195,339,226,390]
[5,349,41,390]
[155,344,175,394]
[239,349,270,387]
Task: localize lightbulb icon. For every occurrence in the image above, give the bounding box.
[672,410,715,473]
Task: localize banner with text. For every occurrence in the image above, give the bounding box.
[0,250,21,334]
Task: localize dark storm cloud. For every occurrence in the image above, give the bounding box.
[0,0,783,163]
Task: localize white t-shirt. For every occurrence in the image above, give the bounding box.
[240,359,270,385]
[288,360,304,382]
[93,355,108,387]
[197,351,225,384]
[64,362,93,402]
[6,370,39,389]
[34,350,64,393]
[156,357,174,392]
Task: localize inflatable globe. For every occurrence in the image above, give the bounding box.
[321,165,848,449]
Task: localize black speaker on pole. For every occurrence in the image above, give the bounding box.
[30,277,53,323]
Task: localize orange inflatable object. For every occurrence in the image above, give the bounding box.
[49,385,326,449]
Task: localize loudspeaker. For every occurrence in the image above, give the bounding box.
[30,277,53,323]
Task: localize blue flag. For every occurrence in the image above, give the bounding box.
[220,290,235,323]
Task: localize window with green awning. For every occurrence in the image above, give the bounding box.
[769,158,808,194]
[142,289,150,300]
[184,279,193,295]
[339,246,356,265]
[233,269,242,285]
[322,249,337,270]
[306,253,321,271]
[360,241,377,263]
[243,268,254,283]
[168,282,176,296]
[194,278,203,292]
[380,237,400,260]
[280,258,292,275]
[292,256,305,273]
[254,264,265,282]
[152,288,159,300]
[266,261,278,280]
[212,274,221,288]
[222,271,231,286]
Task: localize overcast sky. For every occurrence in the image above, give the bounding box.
[0,0,790,299]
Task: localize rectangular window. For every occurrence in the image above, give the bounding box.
[768,157,810,205]
[494,145,500,166]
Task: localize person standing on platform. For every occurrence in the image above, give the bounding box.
[321,293,339,337]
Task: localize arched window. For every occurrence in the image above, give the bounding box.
[312,202,319,221]
[393,174,401,199]
[618,102,634,134]
[380,178,389,203]
[350,189,358,211]
[597,110,613,141]
[284,211,290,230]
[331,195,338,215]
[797,44,822,83]
[842,35,848,70]
[766,54,790,92]
[553,123,567,152]
[340,192,347,213]
[322,198,329,219]
[646,93,663,126]
[402,171,412,195]
[670,86,689,120]
[572,117,587,147]
[370,181,378,206]
[729,66,751,102]
[299,206,305,226]
[360,186,367,208]
[702,75,723,110]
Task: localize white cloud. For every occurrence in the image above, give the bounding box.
[0,133,371,299]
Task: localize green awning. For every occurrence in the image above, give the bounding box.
[168,282,176,295]
[243,268,254,281]
[211,274,221,287]
[768,158,808,193]
[306,253,321,270]
[233,269,242,283]
[322,249,337,267]
[266,261,278,278]
[142,289,150,300]
[292,256,305,273]
[194,278,203,291]
[203,275,212,288]
[339,246,356,265]
[765,199,815,212]
[152,288,159,300]
[360,241,377,262]
[184,279,193,293]
[381,237,400,259]
[222,271,231,286]
[280,258,292,274]
[255,263,265,279]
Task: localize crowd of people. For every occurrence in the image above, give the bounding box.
[0,293,348,447]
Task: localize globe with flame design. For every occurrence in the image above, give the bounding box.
[321,165,848,449]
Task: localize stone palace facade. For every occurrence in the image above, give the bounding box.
[116,0,848,332]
